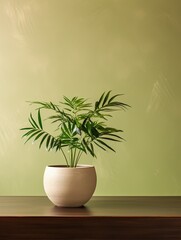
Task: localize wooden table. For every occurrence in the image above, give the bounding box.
[0,196,181,239]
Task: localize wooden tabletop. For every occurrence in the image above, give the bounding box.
[0,196,181,240]
[0,196,181,217]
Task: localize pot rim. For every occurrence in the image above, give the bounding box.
[46,164,95,169]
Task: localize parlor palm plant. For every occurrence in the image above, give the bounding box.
[20,91,130,167]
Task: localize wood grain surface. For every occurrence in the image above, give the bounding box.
[0,196,181,239]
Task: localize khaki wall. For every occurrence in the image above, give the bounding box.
[0,0,181,195]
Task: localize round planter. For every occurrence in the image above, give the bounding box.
[43,165,97,207]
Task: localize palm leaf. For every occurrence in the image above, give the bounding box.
[82,139,95,157]
[21,129,36,138]
[96,139,115,152]
[46,135,51,150]
[102,90,111,106]
[39,133,48,149]
[21,91,130,166]
[20,127,34,131]
[102,133,124,140]
[29,113,39,128]
[99,137,121,142]
[34,131,45,141]
[93,141,106,151]
[37,110,43,129]
[24,130,42,144]
[95,92,105,110]
[108,94,122,103]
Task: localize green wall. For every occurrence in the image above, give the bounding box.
[0,0,181,196]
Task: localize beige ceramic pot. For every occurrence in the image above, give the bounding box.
[43,165,97,207]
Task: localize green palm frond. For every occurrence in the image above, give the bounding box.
[94,91,130,114]
[20,111,58,151]
[29,101,60,111]
[61,96,92,112]
[21,91,130,167]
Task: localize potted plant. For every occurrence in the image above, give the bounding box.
[21,91,130,207]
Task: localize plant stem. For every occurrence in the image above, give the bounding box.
[70,148,73,167]
[73,148,77,167]
[60,148,69,167]
[74,150,83,167]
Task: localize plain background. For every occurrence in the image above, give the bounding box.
[0,0,181,196]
